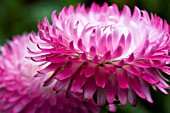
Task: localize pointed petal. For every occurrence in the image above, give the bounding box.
[140,79,153,103]
[89,46,97,56]
[116,68,128,89]
[82,62,98,77]
[97,88,106,107]
[71,75,88,92]
[142,72,159,84]
[53,78,70,91]
[129,75,146,99]
[77,39,86,52]
[128,88,137,106]
[95,67,109,88]
[38,63,62,74]
[123,65,143,76]
[112,45,123,58]
[102,51,111,60]
[117,87,128,105]
[56,62,83,80]
[84,77,97,100]
[105,80,117,104]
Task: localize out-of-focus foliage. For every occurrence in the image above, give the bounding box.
[0,0,170,113]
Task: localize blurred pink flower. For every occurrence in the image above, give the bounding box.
[0,34,98,113]
[28,3,170,107]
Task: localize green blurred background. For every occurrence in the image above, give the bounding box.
[0,0,170,113]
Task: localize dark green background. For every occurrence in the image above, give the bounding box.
[0,0,170,113]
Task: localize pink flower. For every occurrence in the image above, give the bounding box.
[28,3,170,107]
[0,34,98,113]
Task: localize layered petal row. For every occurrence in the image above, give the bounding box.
[28,3,170,107]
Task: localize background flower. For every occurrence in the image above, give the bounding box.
[0,0,170,113]
[0,34,98,113]
[28,3,170,109]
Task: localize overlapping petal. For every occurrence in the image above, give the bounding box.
[0,34,98,113]
[28,3,170,107]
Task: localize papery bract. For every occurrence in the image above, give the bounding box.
[28,3,170,107]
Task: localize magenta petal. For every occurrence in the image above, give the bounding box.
[116,68,128,89]
[112,45,123,58]
[97,88,106,107]
[92,55,100,64]
[140,79,153,103]
[53,78,70,91]
[69,41,76,52]
[46,55,68,63]
[125,53,134,62]
[102,51,111,60]
[84,77,97,100]
[129,75,146,99]
[38,63,62,74]
[71,75,88,92]
[147,55,170,61]
[105,80,117,104]
[56,62,83,80]
[123,65,143,76]
[77,39,86,52]
[43,70,59,86]
[117,87,128,105]
[103,64,115,74]
[81,53,88,60]
[142,73,159,84]
[89,46,97,56]
[128,88,137,106]
[82,62,98,77]
[113,59,125,67]
[132,60,151,68]
[119,34,125,51]
[95,67,109,88]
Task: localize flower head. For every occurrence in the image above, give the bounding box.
[0,34,98,113]
[29,3,170,107]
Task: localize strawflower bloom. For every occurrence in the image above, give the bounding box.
[0,34,98,113]
[28,3,170,107]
